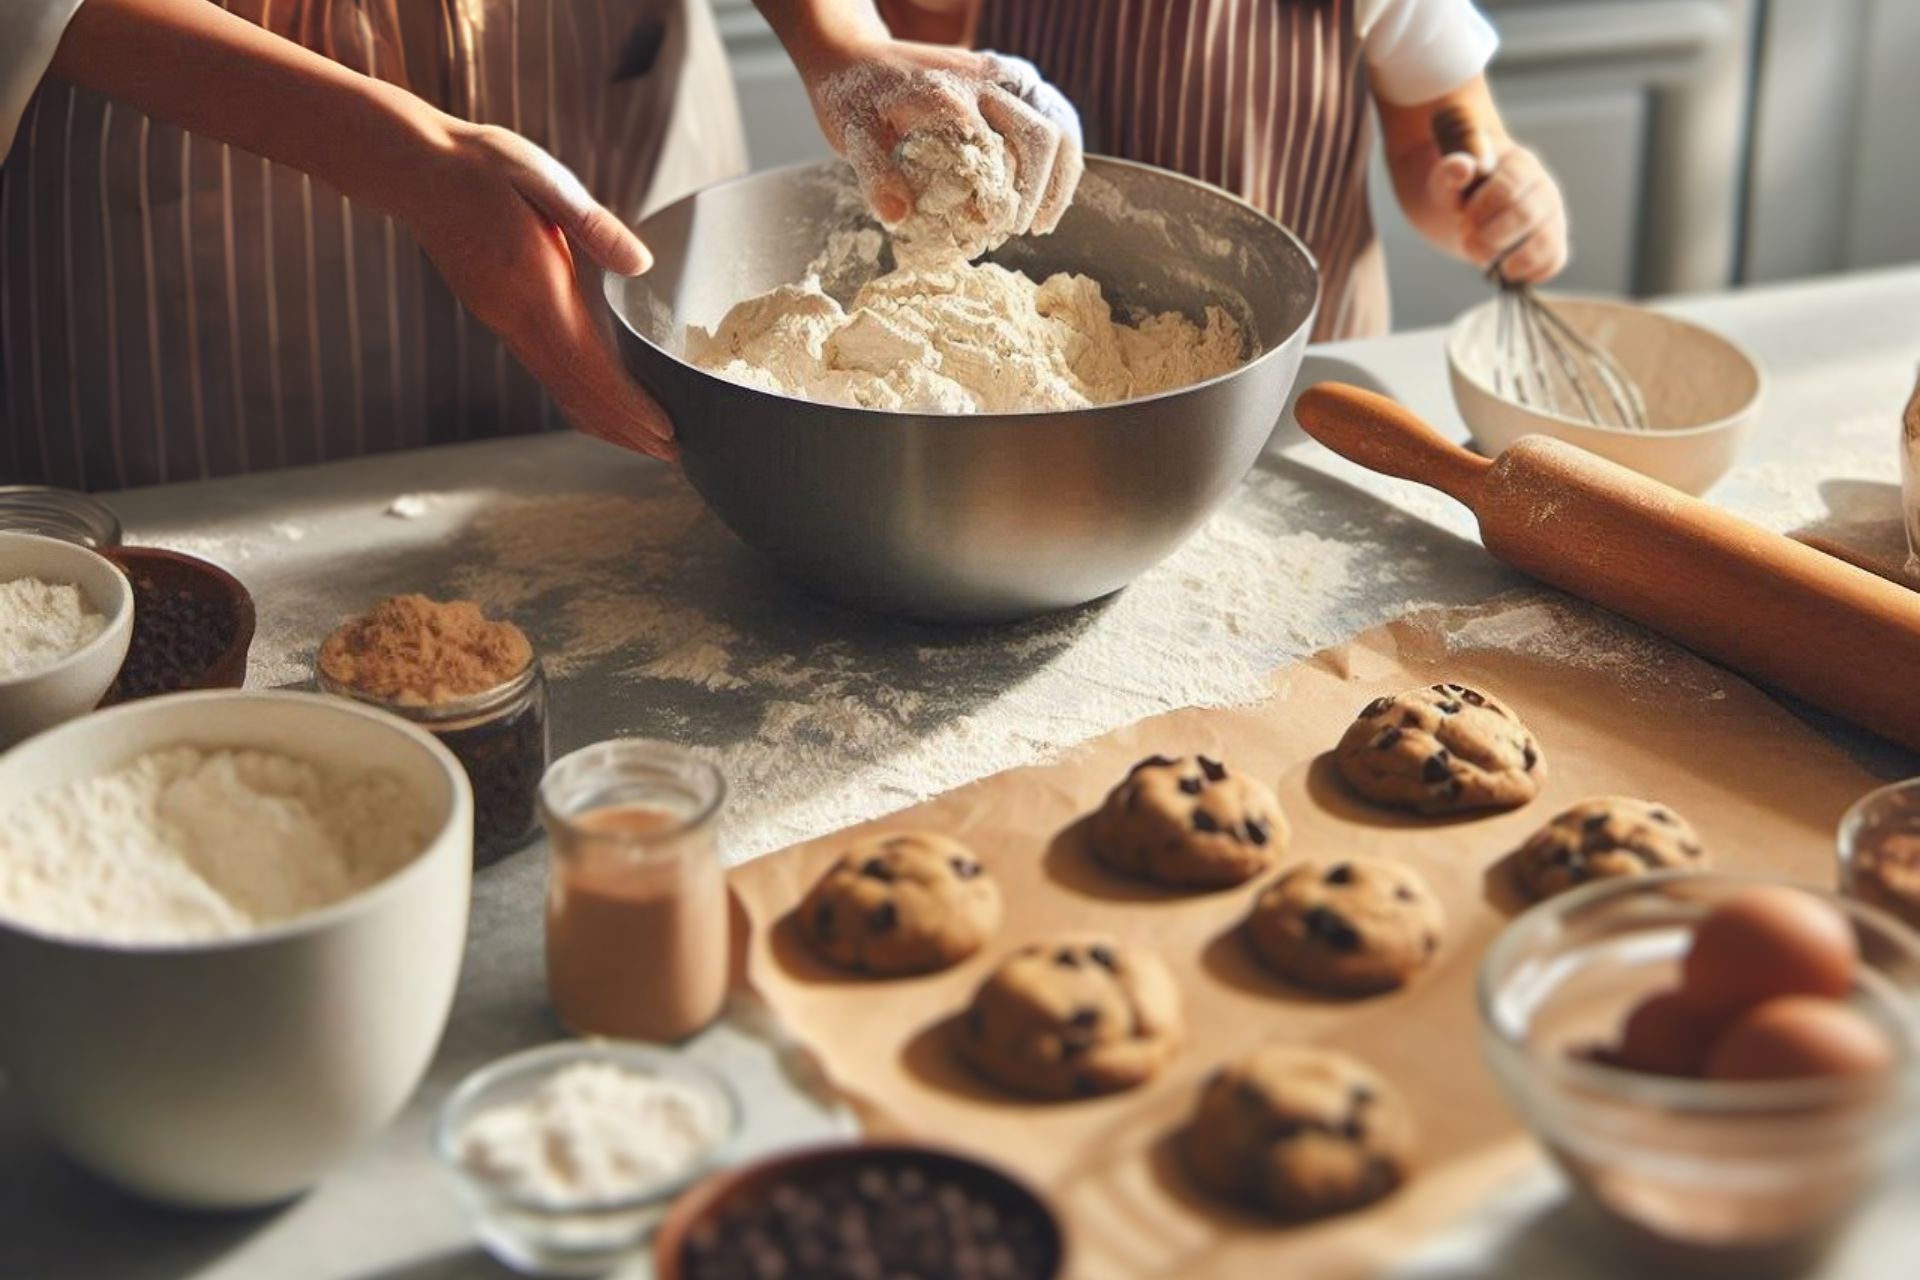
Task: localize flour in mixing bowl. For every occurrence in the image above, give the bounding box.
[690,90,1249,414]
[0,746,432,943]
[689,263,1245,414]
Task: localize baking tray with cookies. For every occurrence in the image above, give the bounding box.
[728,593,1920,1279]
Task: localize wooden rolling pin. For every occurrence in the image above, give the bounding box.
[1293,382,1920,753]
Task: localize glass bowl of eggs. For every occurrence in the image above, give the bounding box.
[1479,872,1920,1276]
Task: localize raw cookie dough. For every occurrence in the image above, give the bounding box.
[1182,1044,1415,1218]
[1247,858,1444,994]
[1512,797,1707,901]
[798,832,1001,975]
[958,935,1182,1099]
[1335,683,1544,815]
[1088,754,1287,888]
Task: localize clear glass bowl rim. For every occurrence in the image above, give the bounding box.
[1477,870,1920,1115]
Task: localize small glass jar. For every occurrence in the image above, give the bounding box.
[0,485,123,548]
[1839,778,1920,932]
[317,660,549,863]
[539,740,729,1043]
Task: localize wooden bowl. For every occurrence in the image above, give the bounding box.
[100,546,255,702]
[653,1141,1067,1280]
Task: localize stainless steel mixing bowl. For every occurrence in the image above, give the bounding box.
[607,157,1318,621]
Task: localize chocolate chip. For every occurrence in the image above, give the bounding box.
[1581,812,1611,832]
[1682,841,1704,859]
[1364,696,1394,718]
[813,901,835,939]
[1127,754,1177,777]
[1054,948,1081,968]
[860,857,896,881]
[1087,945,1118,972]
[1341,1115,1367,1140]
[1245,818,1270,846]
[1193,810,1221,833]
[1375,726,1403,750]
[1421,754,1452,784]
[1437,700,1463,715]
[950,856,983,879]
[1068,1006,1101,1028]
[867,901,898,933]
[1304,906,1362,951]
[1394,884,1416,902]
[1350,1083,1376,1106]
[1460,688,1487,707]
[1649,807,1674,825]
[1198,756,1228,782]
[1325,862,1354,885]
[1238,1079,1268,1108]
[1178,776,1203,796]
[1522,743,1539,770]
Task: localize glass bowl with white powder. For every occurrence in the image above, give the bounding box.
[435,1041,741,1277]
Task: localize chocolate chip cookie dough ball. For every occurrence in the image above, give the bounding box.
[1088,754,1287,888]
[1183,1045,1415,1218]
[1513,797,1706,901]
[1247,858,1444,994]
[797,832,1002,976]
[959,935,1183,1099]
[1335,684,1543,815]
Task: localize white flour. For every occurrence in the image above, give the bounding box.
[688,263,1245,413]
[0,576,106,679]
[0,747,432,943]
[457,1062,721,1205]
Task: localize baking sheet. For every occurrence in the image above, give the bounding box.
[729,591,1882,1278]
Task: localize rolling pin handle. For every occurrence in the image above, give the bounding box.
[1292,382,1492,509]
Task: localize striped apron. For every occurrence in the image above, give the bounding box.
[0,0,746,491]
[886,0,1385,343]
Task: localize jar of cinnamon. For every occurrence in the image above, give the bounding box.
[317,594,548,862]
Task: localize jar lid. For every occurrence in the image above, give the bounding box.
[0,486,124,548]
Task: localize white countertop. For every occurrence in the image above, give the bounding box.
[3,265,1918,1278]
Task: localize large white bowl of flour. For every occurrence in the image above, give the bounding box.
[0,690,473,1208]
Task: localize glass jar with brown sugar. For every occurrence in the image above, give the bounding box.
[316,594,548,862]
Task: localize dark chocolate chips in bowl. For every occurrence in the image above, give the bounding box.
[676,1150,1062,1280]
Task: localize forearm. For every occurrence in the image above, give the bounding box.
[752,0,890,75]
[1380,75,1506,243]
[47,0,446,220]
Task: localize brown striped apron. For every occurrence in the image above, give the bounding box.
[886,0,1386,344]
[0,0,746,491]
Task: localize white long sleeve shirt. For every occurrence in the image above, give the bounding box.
[0,0,85,155]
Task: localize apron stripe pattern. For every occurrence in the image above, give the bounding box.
[0,0,745,491]
[977,0,1384,343]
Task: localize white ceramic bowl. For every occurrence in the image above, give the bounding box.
[0,532,133,747]
[0,690,474,1208]
[1448,296,1765,496]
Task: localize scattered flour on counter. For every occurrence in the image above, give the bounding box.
[458,1062,723,1206]
[0,747,432,943]
[0,576,106,678]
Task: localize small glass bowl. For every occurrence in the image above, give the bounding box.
[0,485,122,548]
[1479,872,1920,1275]
[434,1041,742,1277]
[1838,778,1920,932]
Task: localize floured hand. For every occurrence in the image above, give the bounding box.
[808,38,1083,256]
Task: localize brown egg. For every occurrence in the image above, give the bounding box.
[1705,996,1896,1082]
[1613,989,1722,1078]
[1679,886,1857,1019]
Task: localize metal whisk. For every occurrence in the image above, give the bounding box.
[1434,106,1649,431]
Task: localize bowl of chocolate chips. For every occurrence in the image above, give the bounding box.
[101,547,254,702]
[656,1142,1065,1280]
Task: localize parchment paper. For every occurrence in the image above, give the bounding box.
[729,592,1885,1278]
